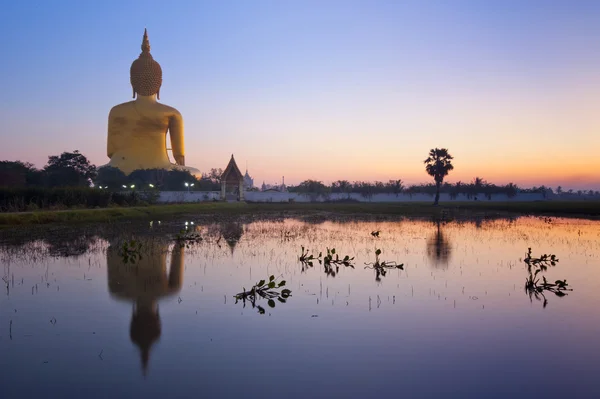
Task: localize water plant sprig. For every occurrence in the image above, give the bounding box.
[364,249,404,281]
[234,275,291,314]
[323,248,355,267]
[524,248,557,273]
[299,246,322,267]
[323,247,355,277]
[523,248,572,308]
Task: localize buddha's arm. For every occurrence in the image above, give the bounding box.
[168,246,184,291]
[107,109,117,159]
[169,111,185,166]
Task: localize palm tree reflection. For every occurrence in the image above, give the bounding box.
[426,221,452,269]
[107,240,184,375]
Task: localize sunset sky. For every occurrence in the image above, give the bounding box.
[1,0,598,190]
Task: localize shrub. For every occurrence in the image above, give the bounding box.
[0,187,145,212]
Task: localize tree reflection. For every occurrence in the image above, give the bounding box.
[107,239,184,375]
[45,231,97,257]
[426,221,452,269]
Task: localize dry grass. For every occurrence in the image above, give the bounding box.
[0,200,599,227]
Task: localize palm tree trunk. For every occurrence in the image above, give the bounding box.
[434,182,440,206]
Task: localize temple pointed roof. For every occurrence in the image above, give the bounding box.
[221,154,243,180]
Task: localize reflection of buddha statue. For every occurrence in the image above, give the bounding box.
[105,29,201,177]
[107,241,184,375]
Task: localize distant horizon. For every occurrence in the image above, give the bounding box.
[1,1,598,191]
[1,151,596,192]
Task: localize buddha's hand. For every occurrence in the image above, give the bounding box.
[174,155,185,166]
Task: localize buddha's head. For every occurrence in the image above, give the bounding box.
[130,29,162,99]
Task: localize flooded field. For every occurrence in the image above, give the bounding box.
[1,216,600,398]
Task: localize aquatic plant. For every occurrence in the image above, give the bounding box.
[299,245,321,264]
[364,249,404,281]
[299,246,322,271]
[323,248,354,267]
[299,246,354,277]
[119,240,143,264]
[323,247,355,277]
[523,248,572,308]
[234,275,291,314]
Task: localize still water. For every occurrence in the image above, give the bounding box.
[1,216,599,398]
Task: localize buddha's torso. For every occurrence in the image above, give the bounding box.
[107,244,184,301]
[107,100,180,173]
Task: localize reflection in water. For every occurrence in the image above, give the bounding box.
[523,248,572,308]
[364,249,404,282]
[234,275,292,315]
[426,221,452,268]
[220,221,243,253]
[107,241,184,375]
[45,231,97,257]
[2,217,600,398]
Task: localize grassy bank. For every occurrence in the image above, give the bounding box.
[1,201,599,227]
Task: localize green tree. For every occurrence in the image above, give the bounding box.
[386,179,404,196]
[207,168,223,184]
[424,148,454,206]
[293,180,330,201]
[331,180,352,195]
[505,182,518,198]
[0,161,43,187]
[44,150,97,187]
[95,166,128,190]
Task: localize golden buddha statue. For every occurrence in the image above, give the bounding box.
[107,240,184,375]
[105,29,201,177]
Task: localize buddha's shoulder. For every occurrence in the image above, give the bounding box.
[155,102,182,116]
[109,101,136,115]
[108,101,182,117]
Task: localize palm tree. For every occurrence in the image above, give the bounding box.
[424,148,454,205]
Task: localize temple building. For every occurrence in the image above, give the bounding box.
[220,155,244,201]
[260,177,287,192]
[243,168,254,190]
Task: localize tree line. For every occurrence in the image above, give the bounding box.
[1,149,598,204]
[0,151,224,191]
[287,178,555,199]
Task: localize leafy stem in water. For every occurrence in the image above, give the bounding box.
[364,248,404,281]
[234,275,292,314]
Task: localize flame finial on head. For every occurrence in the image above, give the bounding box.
[130,28,162,99]
[141,28,150,53]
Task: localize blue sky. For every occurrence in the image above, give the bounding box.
[1,0,599,189]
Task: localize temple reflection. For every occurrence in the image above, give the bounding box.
[426,221,452,269]
[219,221,243,254]
[107,240,184,375]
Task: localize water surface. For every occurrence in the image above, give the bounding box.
[1,216,599,398]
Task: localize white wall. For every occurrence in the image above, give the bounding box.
[240,192,547,203]
[154,191,547,203]
[158,191,220,203]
